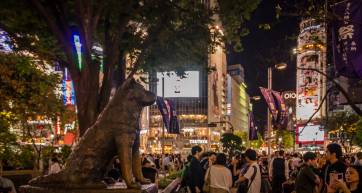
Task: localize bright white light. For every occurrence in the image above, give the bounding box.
[157,71,199,97]
[297,125,324,142]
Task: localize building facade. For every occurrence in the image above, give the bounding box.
[295,18,327,149]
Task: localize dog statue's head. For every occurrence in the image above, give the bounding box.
[121,78,156,107]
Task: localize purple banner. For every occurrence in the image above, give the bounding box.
[260,87,278,121]
[332,0,362,79]
[249,113,258,140]
[271,90,288,129]
[166,99,180,134]
[156,97,170,129]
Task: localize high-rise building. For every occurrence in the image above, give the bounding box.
[226,64,250,133]
[295,18,327,149]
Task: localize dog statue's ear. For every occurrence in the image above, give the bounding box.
[121,78,136,90]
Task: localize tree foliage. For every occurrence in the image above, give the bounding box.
[276,129,294,149]
[323,112,362,150]
[355,118,362,148]
[0,53,63,120]
[0,0,261,135]
[0,52,63,167]
[220,133,242,156]
[250,133,264,149]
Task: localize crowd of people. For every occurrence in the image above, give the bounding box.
[173,144,362,193]
[2,143,362,193]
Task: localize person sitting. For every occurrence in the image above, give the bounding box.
[354,152,362,166]
[335,165,362,193]
[0,176,16,193]
[142,158,158,183]
[48,157,62,174]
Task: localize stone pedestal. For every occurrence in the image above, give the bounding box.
[19,184,158,193]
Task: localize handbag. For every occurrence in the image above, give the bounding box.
[203,167,212,193]
[237,166,257,193]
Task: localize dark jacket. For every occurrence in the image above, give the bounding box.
[189,157,204,193]
[320,160,346,185]
[295,164,318,193]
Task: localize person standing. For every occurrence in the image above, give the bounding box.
[335,165,362,193]
[189,146,204,193]
[320,143,347,193]
[205,153,232,193]
[354,152,362,166]
[163,154,171,171]
[236,149,261,193]
[295,152,321,193]
[269,150,289,193]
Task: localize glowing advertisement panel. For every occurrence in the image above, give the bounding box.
[296,124,324,144]
[296,51,323,120]
[62,80,75,105]
[157,71,199,97]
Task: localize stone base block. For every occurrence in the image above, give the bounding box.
[19,184,158,193]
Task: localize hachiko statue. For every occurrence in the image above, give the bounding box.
[29,78,156,189]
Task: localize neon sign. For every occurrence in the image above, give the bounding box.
[62,80,75,105]
[73,35,82,70]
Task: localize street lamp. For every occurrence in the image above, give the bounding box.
[275,62,288,70]
[208,121,234,133]
[267,63,287,158]
[250,95,261,101]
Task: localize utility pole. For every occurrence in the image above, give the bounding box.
[161,77,165,155]
[267,67,272,157]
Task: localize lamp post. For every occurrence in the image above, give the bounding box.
[161,77,165,155]
[267,63,287,157]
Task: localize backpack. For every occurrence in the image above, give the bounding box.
[238,165,257,193]
[272,158,286,177]
[181,163,191,187]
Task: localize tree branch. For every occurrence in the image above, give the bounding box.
[97,1,134,113]
[297,67,362,116]
[127,15,168,79]
[29,0,79,81]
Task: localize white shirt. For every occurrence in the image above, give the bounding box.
[243,162,261,193]
[49,162,62,174]
[164,156,170,164]
[205,165,232,192]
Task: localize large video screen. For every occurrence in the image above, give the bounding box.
[157,71,199,97]
[296,124,324,144]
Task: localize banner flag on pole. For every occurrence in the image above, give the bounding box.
[167,99,180,134]
[271,90,288,129]
[260,87,278,122]
[332,0,362,79]
[249,113,258,140]
[156,96,170,130]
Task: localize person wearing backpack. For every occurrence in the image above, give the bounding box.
[269,150,289,193]
[235,149,261,193]
[181,155,193,187]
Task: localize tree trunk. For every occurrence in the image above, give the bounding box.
[73,66,101,136]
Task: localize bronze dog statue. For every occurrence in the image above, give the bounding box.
[29,78,156,189]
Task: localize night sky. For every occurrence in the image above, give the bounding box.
[227,0,299,130]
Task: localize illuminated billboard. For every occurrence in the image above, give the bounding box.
[0,29,12,52]
[296,19,326,122]
[296,51,323,120]
[62,80,75,105]
[156,71,199,97]
[296,124,324,144]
